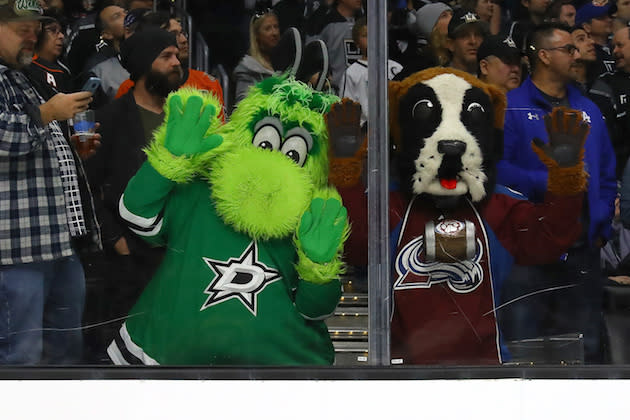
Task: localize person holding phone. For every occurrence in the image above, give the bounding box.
[0,0,102,364]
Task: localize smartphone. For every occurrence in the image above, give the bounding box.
[81,77,101,94]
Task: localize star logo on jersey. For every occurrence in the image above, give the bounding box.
[201,241,281,316]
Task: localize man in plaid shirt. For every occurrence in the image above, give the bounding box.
[0,0,99,364]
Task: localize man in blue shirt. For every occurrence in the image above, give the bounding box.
[497,22,616,363]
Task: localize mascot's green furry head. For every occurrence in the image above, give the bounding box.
[208,76,340,240]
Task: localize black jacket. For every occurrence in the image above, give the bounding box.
[87,91,161,257]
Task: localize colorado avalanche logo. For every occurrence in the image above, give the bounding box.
[394,235,484,293]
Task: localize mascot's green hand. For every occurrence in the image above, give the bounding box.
[164,94,223,157]
[298,197,347,264]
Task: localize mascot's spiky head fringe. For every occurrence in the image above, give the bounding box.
[389,68,507,206]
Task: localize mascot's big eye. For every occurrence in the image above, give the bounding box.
[281,136,308,167]
[412,99,434,121]
[466,102,485,113]
[252,125,282,150]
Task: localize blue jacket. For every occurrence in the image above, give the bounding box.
[497,77,617,244]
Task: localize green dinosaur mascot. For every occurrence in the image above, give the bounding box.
[107,78,348,365]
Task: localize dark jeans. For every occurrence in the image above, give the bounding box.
[0,254,85,364]
[498,246,604,363]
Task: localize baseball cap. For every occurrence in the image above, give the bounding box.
[447,8,488,39]
[412,2,452,39]
[0,0,43,21]
[477,34,521,64]
[575,0,614,26]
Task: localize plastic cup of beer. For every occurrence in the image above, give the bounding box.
[73,110,96,156]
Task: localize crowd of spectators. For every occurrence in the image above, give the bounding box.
[2,0,630,365]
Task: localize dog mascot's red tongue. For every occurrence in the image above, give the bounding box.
[440,179,457,189]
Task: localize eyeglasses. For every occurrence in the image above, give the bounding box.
[44,25,63,36]
[542,44,579,55]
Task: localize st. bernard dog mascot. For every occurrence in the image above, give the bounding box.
[329,67,588,365]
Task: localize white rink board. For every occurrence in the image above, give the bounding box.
[0,379,626,419]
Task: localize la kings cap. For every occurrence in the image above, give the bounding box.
[477,34,521,65]
[447,8,488,39]
[0,0,44,21]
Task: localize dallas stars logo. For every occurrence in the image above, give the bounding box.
[201,241,281,316]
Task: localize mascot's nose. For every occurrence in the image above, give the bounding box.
[437,140,467,157]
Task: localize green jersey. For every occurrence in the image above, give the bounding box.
[109,162,342,365]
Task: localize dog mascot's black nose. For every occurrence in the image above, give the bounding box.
[437,140,467,157]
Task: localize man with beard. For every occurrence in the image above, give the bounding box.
[114,13,225,118]
[84,28,182,361]
[0,0,100,364]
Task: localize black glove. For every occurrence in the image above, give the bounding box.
[326,98,365,158]
[326,99,367,188]
[532,107,589,168]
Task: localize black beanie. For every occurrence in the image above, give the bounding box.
[120,28,178,82]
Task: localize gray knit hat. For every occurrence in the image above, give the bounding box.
[412,2,452,39]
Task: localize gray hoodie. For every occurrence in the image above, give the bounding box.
[232,55,274,109]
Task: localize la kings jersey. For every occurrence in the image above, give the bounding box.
[108,162,341,365]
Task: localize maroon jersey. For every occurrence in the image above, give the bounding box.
[391,197,500,365]
[338,184,584,365]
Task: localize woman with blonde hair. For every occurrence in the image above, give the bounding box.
[233,9,281,107]
[396,2,452,78]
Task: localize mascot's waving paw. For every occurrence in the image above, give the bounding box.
[144,88,224,184]
[531,107,589,195]
[164,94,223,157]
